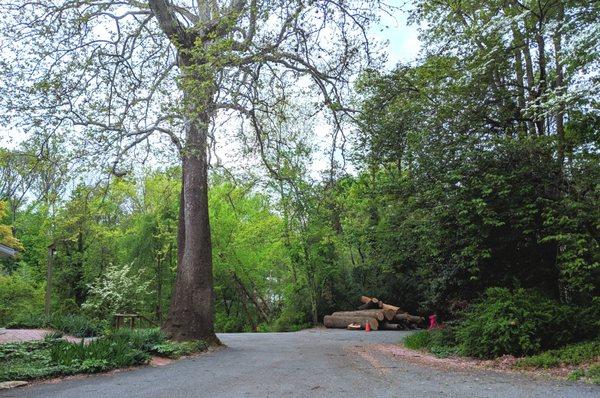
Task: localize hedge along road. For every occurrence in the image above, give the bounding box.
[2,329,599,398]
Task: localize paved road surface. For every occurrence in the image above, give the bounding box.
[2,329,598,397]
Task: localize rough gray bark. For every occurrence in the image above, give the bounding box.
[163,107,218,343]
[553,3,566,168]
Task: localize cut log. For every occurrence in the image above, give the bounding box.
[380,322,404,330]
[333,310,383,321]
[394,313,424,325]
[381,303,402,313]
[323,315,379,331]
[332,309,395,321]
[359,295,384,309]
[358,301,378,310]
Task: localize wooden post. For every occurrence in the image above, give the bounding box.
[44,243,56,316]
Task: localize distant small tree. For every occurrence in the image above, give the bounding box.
[0,201,22,250]
[83,263,151,319]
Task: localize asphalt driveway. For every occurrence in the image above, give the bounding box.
[2,329,598,398]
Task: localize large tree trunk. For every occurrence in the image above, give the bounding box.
[553,3,565,169]
[535,22,547,136]
[511,22,527,136]
[522,36,537,135]
[155,255,162,322]
[162,105,219,344]
[394,313,424,325]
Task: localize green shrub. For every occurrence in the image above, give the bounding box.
[150,341,207,358]
[271,310,311,332]
[0,272,44,326]
[516,340,600,369]
[105,327,166,352]
[82,263,151,319]
[50,314,106,337]
[577,298,600,340]
[50,339,150,370]
[0,328,208,382]
[455,288,580,358]
[103,327,207,358]
[0,339,70,382]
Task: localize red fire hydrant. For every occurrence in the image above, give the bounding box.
[428,314,437,330]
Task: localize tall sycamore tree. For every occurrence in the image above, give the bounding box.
[0,0,381,342]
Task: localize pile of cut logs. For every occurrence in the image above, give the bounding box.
[323,296,424,331]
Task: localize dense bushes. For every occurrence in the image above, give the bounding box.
[455,288,581,358]
[404,288,599,360]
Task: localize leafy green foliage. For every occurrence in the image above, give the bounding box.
[0,328,208,382]
[455,288,583,358]
[0,0,598,357]
[0,201,23,250]
[403,331,431,350]
[150,341,207,358]
[0,339,67,382]
[103,328,206,358]
[585,364,600,384]
[0,270,44,326]
[104,328,166,350]
[82,263,151,319]
[49,338,149,371]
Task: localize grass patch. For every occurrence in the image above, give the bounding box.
[404,330,431,350]
[569,364,600,384]
[0,328,208,382]
[516,340,600,369]
[403,328,460,358]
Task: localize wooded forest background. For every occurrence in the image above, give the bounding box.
[1,0,598,334]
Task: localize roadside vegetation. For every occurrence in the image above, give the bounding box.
[403,289,600,382]
[0,328,207,382]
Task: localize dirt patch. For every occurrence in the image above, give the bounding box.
[0,329,55,344]
[350,347,394,376]
[150,356,174,366]
[0,328,95,345]
[372,343,599,381]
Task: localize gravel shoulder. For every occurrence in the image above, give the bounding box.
[2,328,599,398]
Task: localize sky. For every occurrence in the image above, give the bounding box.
[374,0,421,66]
